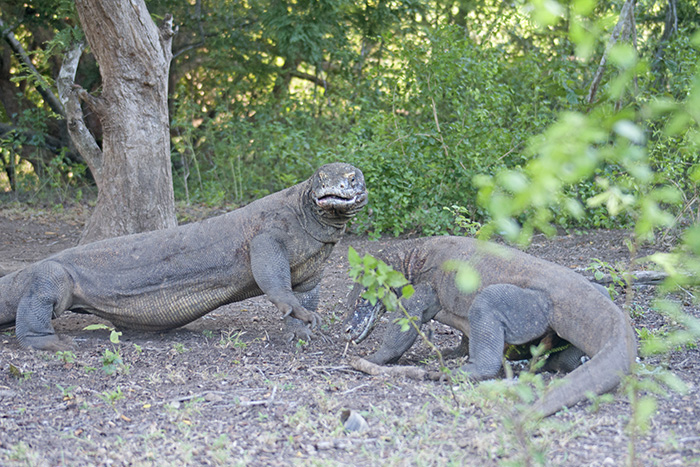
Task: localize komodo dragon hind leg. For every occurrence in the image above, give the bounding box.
[460,284,551,381]
[15,261,74,351]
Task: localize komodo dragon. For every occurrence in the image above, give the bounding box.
[343,236,637,418]
[0,162,367,351]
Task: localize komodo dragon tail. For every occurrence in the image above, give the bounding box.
[529,310,636,418]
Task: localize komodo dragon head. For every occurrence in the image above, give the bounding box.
[343,295,385,344]
[310,163,368,221]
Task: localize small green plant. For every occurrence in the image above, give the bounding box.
[56,384,77,400]
[635,326,655,343]
[295,338,307,349]
[99,386,125,406]
[219,329,247,349]
[83,323,122,344]
[173,343,187,354]
[348,247,458,389]
[202,329,214,339]
[347,246,415,311]
[586,258,629,298]
[8,363,32,381]
[100,348,123,375]
[7,442,41,464]
[55,350,76,364]
[83,324,129,375]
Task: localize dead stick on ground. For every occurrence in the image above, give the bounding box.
[350,357,428,381]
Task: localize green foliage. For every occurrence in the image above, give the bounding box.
[347,246,414,310]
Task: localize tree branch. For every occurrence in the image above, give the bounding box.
[586,0,636,104]
[57,41,103,182]
[0,16,65,116]
[289,69,330,91]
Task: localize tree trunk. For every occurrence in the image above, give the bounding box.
[73,0,177,244]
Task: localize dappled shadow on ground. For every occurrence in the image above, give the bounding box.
[0,206,698,465]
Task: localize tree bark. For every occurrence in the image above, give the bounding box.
[73,0,177,244]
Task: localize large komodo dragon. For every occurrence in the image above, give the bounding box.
[344,236,637,418]
[0,162,367,351]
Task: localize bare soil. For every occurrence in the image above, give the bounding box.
[0,205,698,466]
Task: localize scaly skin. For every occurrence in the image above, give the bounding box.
[344,236,637,418]
[1,163,367,351]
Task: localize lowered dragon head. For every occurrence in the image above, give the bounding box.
[310,163,368,220]
[343,295,386,344]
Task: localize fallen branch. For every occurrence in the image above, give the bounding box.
[350,357,428,381]
[580,270,670,285]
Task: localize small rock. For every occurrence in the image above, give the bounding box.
[602,457,615,466]
[341,409,368,433]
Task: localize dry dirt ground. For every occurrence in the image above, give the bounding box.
[0,204,698,466]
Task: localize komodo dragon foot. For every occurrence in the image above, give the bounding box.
[23,334,75,352]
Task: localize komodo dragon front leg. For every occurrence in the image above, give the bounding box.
[250,231,322,340]
[15,261,74,351]
[361,283,442,364]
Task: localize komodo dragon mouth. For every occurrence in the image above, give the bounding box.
[316,193,366,209]
[344,297,384,344]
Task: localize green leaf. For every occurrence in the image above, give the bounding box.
[83,324,111,331]
[109,330,122,345]
[347,246,360,266]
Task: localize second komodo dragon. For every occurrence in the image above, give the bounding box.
[1,162,367,351]
[344,236,637,418]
